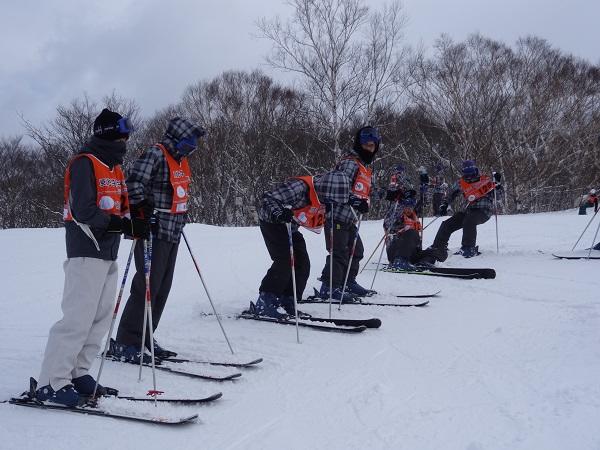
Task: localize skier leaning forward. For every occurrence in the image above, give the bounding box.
[250,171,351,319]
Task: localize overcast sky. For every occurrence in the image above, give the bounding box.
[1,0,599,138]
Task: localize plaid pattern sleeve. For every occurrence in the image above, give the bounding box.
[332,156,361,224]
[126,145,187,243]
[259,179,308,223]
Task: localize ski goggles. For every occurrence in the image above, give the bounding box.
[176,136,198,154]
[359,127,381,145]
[116,117,134,134]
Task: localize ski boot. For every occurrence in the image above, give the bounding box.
[72,374,118,398]
[249,292,288,319]
[279,295,311,319]
[420,245,448,264]
[318,282,360,303]
[387,257,416,271]
[455,245,480,258]
[147,339,177,359]
[35,382,80,407]
[107,338,152,365]
[346,279,376,297]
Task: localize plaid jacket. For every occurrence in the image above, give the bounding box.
[330,150,372,224]
[259,172,349,230]
[126,144,187,243]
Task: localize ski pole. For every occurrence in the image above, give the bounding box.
[587,215,600,259]
[423,215,441,231]
[285,222,301,344]
[139,237,160,406]
[571,208,599,251]
[370,199,399,290]
[182,230,235,354]
[359,232,386,274]
[138,239,150,382]
[93,239,136,399]
[328,204,334,319]
[339,213,363,311]
[492,171,500,254]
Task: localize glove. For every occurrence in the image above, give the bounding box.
[438,203,448,216]
[130,200,154,220]
[107,215,149,239]
[350,197,369,214]
[385,189,402,202]
[123,217,150,239]
[273,208,294,223]
[493,172,502,183]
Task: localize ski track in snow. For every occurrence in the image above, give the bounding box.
[0,209,599,449]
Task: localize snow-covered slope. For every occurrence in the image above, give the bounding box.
[0,210,599,450]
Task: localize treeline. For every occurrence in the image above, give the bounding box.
[1,33,599,228]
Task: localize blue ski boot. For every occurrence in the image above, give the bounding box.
[388,257,416,271]
[250,292,288,319]
[318,282,359,303]
[346,279,376,297]
[35,383,80,407]
[455,245,480,258]
[72,374,118,398]
[279,295,310,318]
[108,338,152,364]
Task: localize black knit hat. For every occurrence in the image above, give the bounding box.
[93,108,129,141]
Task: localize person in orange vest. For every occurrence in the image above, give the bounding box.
[318,126,380,300]
[420,160,502,262]
[384,189,423,270]
[110,117,205,362]
[578,189,598,215]
[249,171,350,318]
[36,109,146,407]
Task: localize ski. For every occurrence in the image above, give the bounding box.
[238,312,367,333]
[380,265,495,279]
[8,379,198,425]
[301,315,381,328]
[9,397,198,425]
[552,250,600,260]
[104,356,242,381]
[301,295,429,308]
[160,356,263,368]
[116,392,222,404]
[396,290,441,298]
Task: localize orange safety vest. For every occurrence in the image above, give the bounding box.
[292,176,326,233]
[157,144,192,214]
[343,156,372,200]
[400,208,422,232]
[63,154,129,221]
[459,175,495,203]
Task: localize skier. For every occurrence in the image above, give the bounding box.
[578,189,598,215]
[430,165,447,216]
[419,160,502,263]
[36,109,146,406]
[249,170,350,319]
[318,126,380,300]
[111,117,205,362]
[384,185,423,270]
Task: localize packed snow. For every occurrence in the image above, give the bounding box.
[0,210,599,449]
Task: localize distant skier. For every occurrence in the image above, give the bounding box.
[383,182,423,270]
[36,109,146,406]
[430,166,447,216]
[419,160,502,263]
[318,126,380,300]
[249,171,350,319]
[578,189,598,215]
[111,118,205,362]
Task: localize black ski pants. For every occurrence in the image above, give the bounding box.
[259,221,310,300]
[433,209,490,249]
[387,229,422,263]
[320,222,364,286]
[116,238,179,348]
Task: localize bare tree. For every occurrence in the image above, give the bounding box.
[258,0,407,155]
